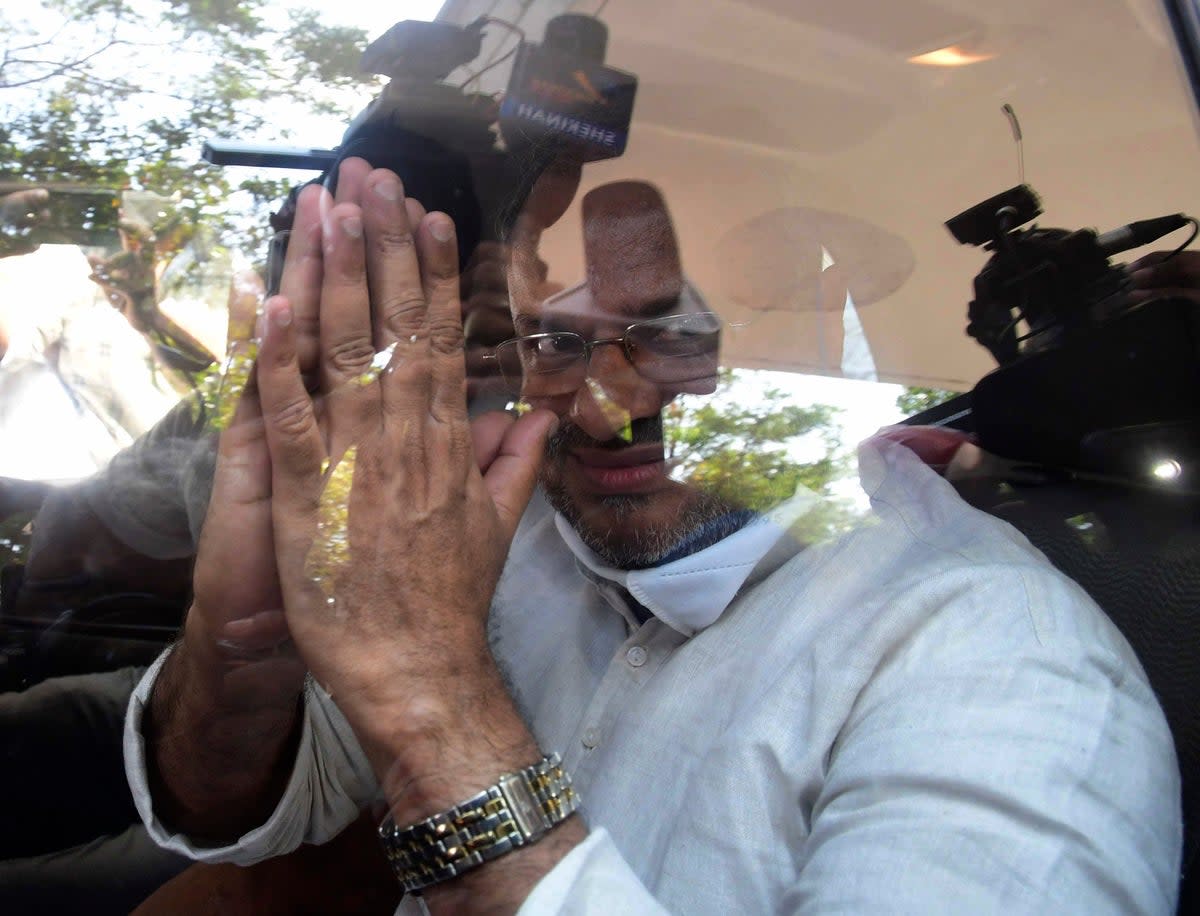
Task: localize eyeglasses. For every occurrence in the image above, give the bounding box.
[486,311,723,397]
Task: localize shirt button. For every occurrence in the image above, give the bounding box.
[582,727,601,749]
[625,645,648,668]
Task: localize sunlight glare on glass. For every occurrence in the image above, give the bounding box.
[908,45,997,67]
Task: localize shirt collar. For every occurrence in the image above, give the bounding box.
[553,488,818,637]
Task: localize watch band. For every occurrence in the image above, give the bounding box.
[377,753,580,895]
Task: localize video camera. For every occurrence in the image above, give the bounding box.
[202,13,637,282]
[945,185,1200,487]
[947,184,1194,366]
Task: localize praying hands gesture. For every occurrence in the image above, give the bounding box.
[146,158,581,915]
[254,159,560,752]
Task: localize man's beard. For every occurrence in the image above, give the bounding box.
[540,413,734,570]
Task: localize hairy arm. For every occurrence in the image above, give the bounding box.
[143,617,304,842]
[135,175,345,843]
[253,164,584,913]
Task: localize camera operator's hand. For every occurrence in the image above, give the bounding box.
[1127,250,1200,305]
[874,425,978,475]
[0,189,49,258]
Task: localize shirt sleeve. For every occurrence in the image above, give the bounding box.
[518,568,1178,915]
[123,534,1181,911]
[81,397,215,560]
[515,829,669,915]
[785,562,1182,916]
[123,647,378,865]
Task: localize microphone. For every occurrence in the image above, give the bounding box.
[1097,214,1191,256]
[498,14,638,162]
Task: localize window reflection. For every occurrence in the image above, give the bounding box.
[0,2,1196,913]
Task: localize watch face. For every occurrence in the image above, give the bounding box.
[499,773,548,839]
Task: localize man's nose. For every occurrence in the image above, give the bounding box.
[569,341,666,441]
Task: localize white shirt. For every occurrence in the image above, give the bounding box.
[0,246,179,480]
[124,438,1181,914]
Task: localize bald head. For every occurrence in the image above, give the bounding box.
[506,179,733,568]
[582,181,683,318]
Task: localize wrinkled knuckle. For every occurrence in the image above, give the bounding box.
[270,394,316,439]
[327,336,375,376]
[382,295,427,330]
[428,315,465,355]
[373,227,415,256]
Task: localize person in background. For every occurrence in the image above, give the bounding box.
[0,188,183,481]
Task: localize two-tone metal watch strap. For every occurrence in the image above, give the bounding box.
[378,752,580,895]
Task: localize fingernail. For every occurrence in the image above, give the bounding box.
[342,216,363,239]
[373,178,401,202]
[259,296,286,339]
[272,299,293,328]
[223,618,255,636]
[430,216,454,242]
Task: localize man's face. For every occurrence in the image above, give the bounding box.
[509,181,727,568]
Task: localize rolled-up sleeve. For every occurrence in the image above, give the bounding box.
[123,647,378,865]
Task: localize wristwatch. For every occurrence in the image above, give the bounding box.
[377,753,580,894]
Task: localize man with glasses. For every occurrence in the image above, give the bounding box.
[125,168,1180,914]
[493,181,738,574]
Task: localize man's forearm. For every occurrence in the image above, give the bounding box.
[144,612,306,843]
[132,810,399,916]
[347,646,585,915]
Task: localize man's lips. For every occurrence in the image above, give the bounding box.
[568,443,668,493]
